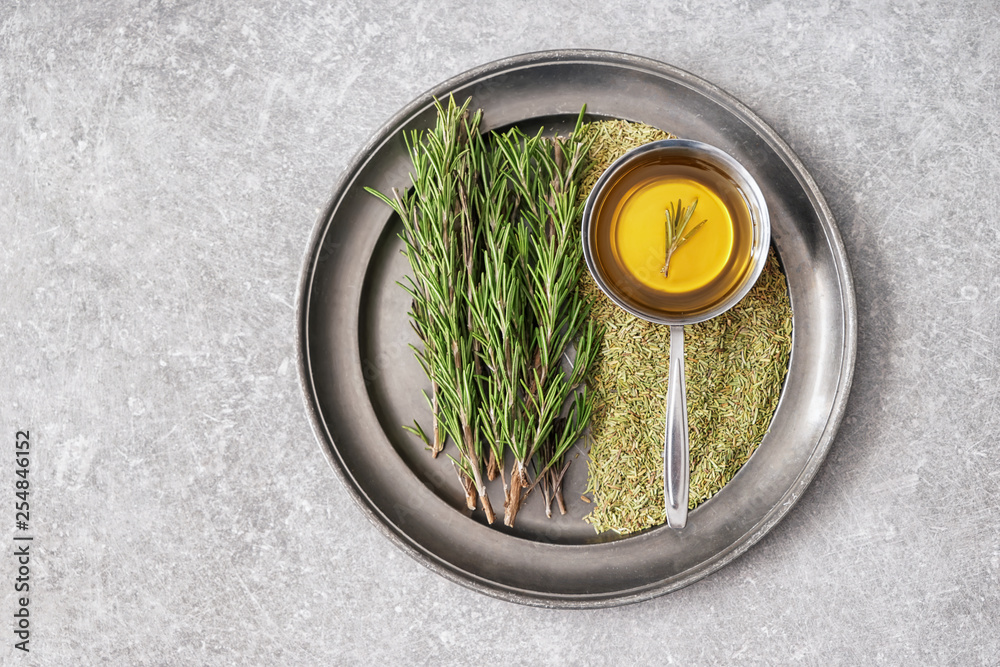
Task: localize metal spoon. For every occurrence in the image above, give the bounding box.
[582,139,770,530]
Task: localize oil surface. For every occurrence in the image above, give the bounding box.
[590,155,755,319]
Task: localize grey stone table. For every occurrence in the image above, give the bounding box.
[2,1,997,664]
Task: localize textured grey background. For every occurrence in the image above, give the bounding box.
[2,0,998,664]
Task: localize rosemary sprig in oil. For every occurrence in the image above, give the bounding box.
[661,198,707,278]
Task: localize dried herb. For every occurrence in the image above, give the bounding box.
[579,120,793,535]
[578,119,676,195]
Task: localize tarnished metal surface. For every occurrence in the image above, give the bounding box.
[297,50,856,607]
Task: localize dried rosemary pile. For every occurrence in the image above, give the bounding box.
[367,97,600,527]
[579,120,793,535]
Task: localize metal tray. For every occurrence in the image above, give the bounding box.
[296,50,856,608]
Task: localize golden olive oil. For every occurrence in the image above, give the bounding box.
[589,154,755,318]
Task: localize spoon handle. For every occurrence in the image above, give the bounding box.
[664,324,689,529]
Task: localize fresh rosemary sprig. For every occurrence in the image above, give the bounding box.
[365,96,496,524]
[660,198,707,278]
[495,108,602,524]
[368,99,602,527]
[468,126,525,486]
